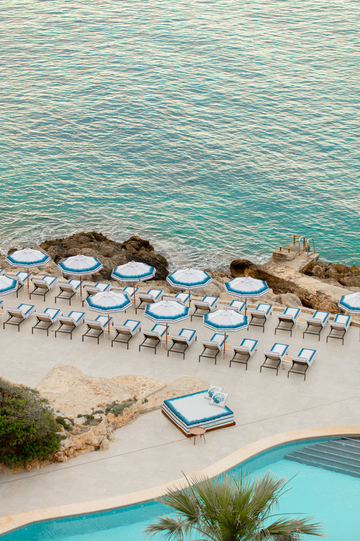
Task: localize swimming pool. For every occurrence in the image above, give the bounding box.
[2,437,360,540]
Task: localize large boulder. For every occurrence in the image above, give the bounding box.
[40,232,169,281]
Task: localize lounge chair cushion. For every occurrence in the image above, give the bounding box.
[279,307,301,321]
[233,338,258,355]
[170,328,196,346]
[210,391,229,409]
[68,311,85,325]
[18,304,36,317]
[204,385,223,400]
[256,303,272,316]
[331,314,351,330]
[34,308,62,322]
[292,348,316,366]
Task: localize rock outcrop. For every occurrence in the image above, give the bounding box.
[38,232,169,281]
[303,260,360,288]
[229,258,339,312]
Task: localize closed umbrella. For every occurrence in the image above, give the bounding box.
[85,290,132,334]
[203,309,248,356]
[6,248,50,289]
[224,276,269,314]
[144,300,189,346]
[166,268,212,307]
[111,261,155,303]
[58,255,103,298]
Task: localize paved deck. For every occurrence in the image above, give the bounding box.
[0,285,359,518]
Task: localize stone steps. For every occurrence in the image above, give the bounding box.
[284,437,360,478]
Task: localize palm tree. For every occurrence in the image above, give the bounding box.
[144,472,324,541]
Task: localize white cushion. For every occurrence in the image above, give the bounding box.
[210,391,229,408]
[204,385,223,400]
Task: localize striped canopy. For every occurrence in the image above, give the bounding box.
[111,261,155,282]
[58,255,103,276]
[203,309,248,333]
[144,300,189,324]
[0,275,18,296]
[6,248,50,268]
[224,276,269,298]
[85,290,132,315]
[167,268,212,290]
[338,292,360,314]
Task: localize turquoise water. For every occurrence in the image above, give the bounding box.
[2,439,360,540]
[1,1,360,268]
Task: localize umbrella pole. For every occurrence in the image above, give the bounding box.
[27,268,30,291]
[108,314,110,335]
[223,331,226,358]
[133,282,136,305]
[80,276,82,299]
[188,289,191,308]
[166,324,168,348]
[245,299,247,315]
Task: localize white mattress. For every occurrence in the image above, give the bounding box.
[162,391,234,435]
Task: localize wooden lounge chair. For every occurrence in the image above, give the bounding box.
[55,280,83,305]
[222,300,245,313]
[167,328,197,359]
[260,343,289,376]
[32,308,62,336]
[326,314,351,345]
[191,296,219,320]
[135,289,163,313]
[199,333,228,365]
[288,348,317,380]
[30,276,59,302]
[248,303,272,332]
[303,311,330,341]
[139,324,166,354]
[229,338,258,369]
[164,292,191,305]
[82,315,113,344]
[82,282,111,306]
[274,307,301,337]
[111,319,141,349]
[55,311,85,340]
[13,271,33,297]
[3,304,36,332]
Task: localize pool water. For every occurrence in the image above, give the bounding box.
[3,439,360,540]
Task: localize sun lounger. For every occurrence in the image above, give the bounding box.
[199,333,228,365]
[32,308,63,336]
[191,296,219,320]
[274,307,301,337]
[230,338,258,369]
[111,319,141,349]
[13,271,33,297]
[30,276,59,302]
[0,269,4,275]
[55,279,83,306]
[222,300,245,313]
[303,311,330,341]
[55,311,85,340]
[326,314,351,345]
[260,343,289,376]
[248,303,273,332]
[121,286,139,299]
[82,315,113,344]
[288,348,317,380]
[164,292,191,305]
[139,324,167,354]
[167,328,197,359]
[3,304,36,332]
[135,289,164,313]
[82,282,111,306]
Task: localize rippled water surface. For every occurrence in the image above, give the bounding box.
[1,0,359,268]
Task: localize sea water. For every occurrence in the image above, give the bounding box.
[1,0,359,268]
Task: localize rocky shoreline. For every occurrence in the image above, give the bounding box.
[1,230,359,312]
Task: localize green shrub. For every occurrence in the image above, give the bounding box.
[0,378,61,466]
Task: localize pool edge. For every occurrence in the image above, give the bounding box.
[1,424,359,535]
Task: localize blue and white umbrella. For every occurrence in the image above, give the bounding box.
[0,275,18,297]
[58,255,103,297]
[166,268,212,307]
[144,300,189,345]
[203,309,248,355]
[85,290,132,334]
[6,247,51,288]
[224,276,269,314]
[338,292,360,314]
[111,261,155,302]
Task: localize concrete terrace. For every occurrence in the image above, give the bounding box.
[0,283,359,519]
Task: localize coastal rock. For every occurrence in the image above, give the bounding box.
[277,293,303,308]
[39,232,169,281]
[303,260,360,288]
